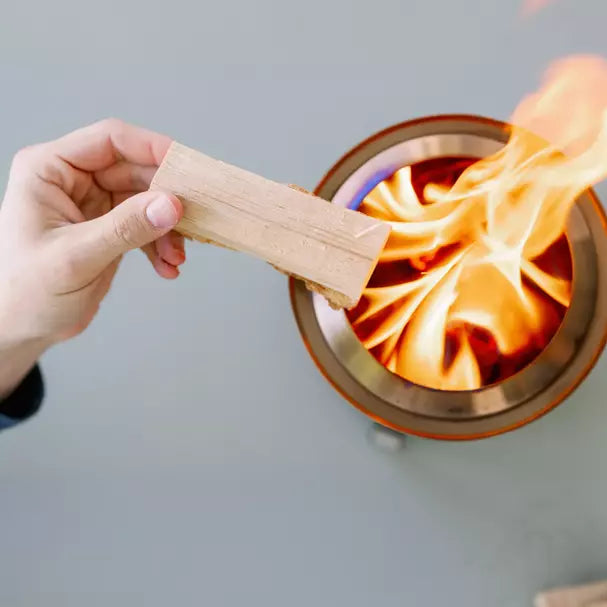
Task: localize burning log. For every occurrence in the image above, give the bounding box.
[150,142,390,309]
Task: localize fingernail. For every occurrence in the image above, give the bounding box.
[146,194,179,229]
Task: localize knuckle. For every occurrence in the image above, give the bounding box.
[95,117,128,161]
[111,214,144,249]
[9,144,52,183]
[98,117,125,134]
[11,145,40,170]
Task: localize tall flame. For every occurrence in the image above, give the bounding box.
[347,56,607,391]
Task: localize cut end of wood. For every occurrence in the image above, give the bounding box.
[270,264,354,309]
[150,141,391,309]
[284,182,388,308]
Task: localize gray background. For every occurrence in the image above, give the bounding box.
[1,0,607,605]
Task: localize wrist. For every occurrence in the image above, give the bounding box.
[0,336,48,401]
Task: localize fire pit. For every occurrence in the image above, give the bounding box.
[289,114,607,440]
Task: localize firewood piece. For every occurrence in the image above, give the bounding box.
[149,142,390,308]
[535,581,607,607]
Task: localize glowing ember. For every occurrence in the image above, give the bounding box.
[346,55,607,391]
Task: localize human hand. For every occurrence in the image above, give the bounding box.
[0,118,185,397]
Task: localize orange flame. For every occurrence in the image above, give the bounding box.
[347,56,607,391]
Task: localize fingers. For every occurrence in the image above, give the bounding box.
[62,191,183,286]
[141,242,181,279]
[156,231,186,266]
[141,231,186,280]
[50,118,172,172]
[95,162,158,193]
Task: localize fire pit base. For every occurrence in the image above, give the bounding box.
[367,423,406,452]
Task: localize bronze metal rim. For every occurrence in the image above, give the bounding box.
[289,114,607,440]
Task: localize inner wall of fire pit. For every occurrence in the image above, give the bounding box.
[301,125,602,424]
[345,155,572,392]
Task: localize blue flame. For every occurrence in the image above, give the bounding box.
[347,166,399,211]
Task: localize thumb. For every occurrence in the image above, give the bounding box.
[70,190,183,279]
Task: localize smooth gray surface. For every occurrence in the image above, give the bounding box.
[1,1,607,605]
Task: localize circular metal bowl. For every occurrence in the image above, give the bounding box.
[290,114,607,440]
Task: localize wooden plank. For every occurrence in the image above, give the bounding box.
[149,141,390,308]
[535,581,607,607]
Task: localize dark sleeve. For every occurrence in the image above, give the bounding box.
[0,364,44,430]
